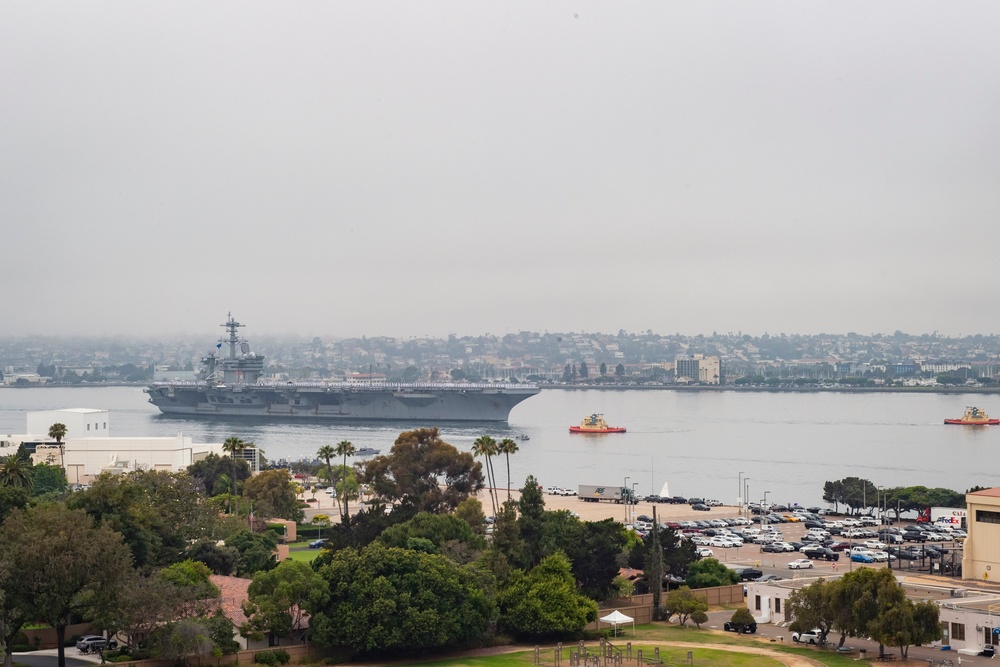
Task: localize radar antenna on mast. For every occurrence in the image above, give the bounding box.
[221,313,244,360]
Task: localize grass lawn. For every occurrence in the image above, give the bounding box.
[286,547,321,563]
[418,645,784,667]
[410,625,805,667]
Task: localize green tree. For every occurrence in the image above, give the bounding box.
[361,428,484,514]
[517,476,547,569]
[1,505,134,667]
[663,586,708,626]
[730,608,756,631]
[0,455,32,490]
[685,558,739,589]
[241,560,327,642]
[615,363,625,377]
[186,540,240,576]
[471,435,499,516]
[159,560,220,600]
[560,518,627,600]
[497,438,519,500]
[243,469,304,522]
[0,487,28,526]
[578,362,589,378]
[599,362,607,376]
[222,437,248,512]
[454,497,487,536]
[788,579,836,644]
[497,552,598,638]
[188,453,251,497]
[30,463,67,497]
[317,444,339,515]
[68,470,222,570]
[310,543,495,654]
[226,530,279,577]
[334,440,356,523]
[379,512,485,553]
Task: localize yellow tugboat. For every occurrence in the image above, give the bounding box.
[569,414,627,434]
[944,406,1000,426]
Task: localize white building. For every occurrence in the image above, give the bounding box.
[27,408,110,439]
[4,408,261,485]
[746,574,1000,654]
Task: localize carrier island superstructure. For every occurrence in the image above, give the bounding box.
[145,316,540,421]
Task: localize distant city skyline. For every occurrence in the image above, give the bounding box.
[3,3,999,339]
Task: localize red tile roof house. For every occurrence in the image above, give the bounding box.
[210,575,309,650]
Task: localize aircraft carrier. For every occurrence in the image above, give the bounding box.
[145,315,540,422]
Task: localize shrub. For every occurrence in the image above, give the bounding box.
[111,656,133,663]
[254,651,279,666]
[254,650,289,666]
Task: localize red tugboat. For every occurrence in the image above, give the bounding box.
[569,414,627,434]
[944,406,1000,426]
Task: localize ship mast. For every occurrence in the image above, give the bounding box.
[222,313,244,360]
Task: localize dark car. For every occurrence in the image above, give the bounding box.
[737,568,763,581]
[724,621,758,634]
[309,538,328,549]
[692,503,711,511]
[828,541,851,551]
[688,498,705,505]
[903,531,927,542]
[671,496,688,504]
[761,543,785,553]
[816,548,840,561]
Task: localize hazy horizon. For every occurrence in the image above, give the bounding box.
[4,2,999,339]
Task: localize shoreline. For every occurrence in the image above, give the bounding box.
[6,383,1000,395]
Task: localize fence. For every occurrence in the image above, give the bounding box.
[115,644,323,667]
[583,584,745,631]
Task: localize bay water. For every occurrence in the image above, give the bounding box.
[0,386,995,507]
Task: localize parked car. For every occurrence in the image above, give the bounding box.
[308,538,328,548]
[788,559,814,569]
[77,636,117,653]
[816,548,840,561]
[850,551,875,563]
[724,620,758,634]
[692,503,711,511]
[705,499,723,507]
[695,547,714,558]
[792,629,823,645]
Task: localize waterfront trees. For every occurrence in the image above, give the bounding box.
[243,469,304,522]
[497,552,597,638]
[310,543,495,654]
[361,428,484,514]
[789,568,941,659]
[471,435,499,515]
[188,453,251,497]
[497,438,519,499]
[334,440,356,523]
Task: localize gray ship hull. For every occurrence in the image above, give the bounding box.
[145,381,539,422]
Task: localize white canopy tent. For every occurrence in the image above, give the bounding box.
[598,609,635,636]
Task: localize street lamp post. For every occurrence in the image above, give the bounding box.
[624,476,630,525]
[738,471,745,514]
[632,482,639,524]
[744,478,750,520]
[763,491,771,565]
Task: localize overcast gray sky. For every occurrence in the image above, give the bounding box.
[3,2,999,340]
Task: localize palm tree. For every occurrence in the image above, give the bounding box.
[0,454,33,490]
[222,437,247,513]
[497,438,519,499]
[471,435,499,516]
[334,440,356,523]
[317,444,339,517]
[48,422,68,476]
